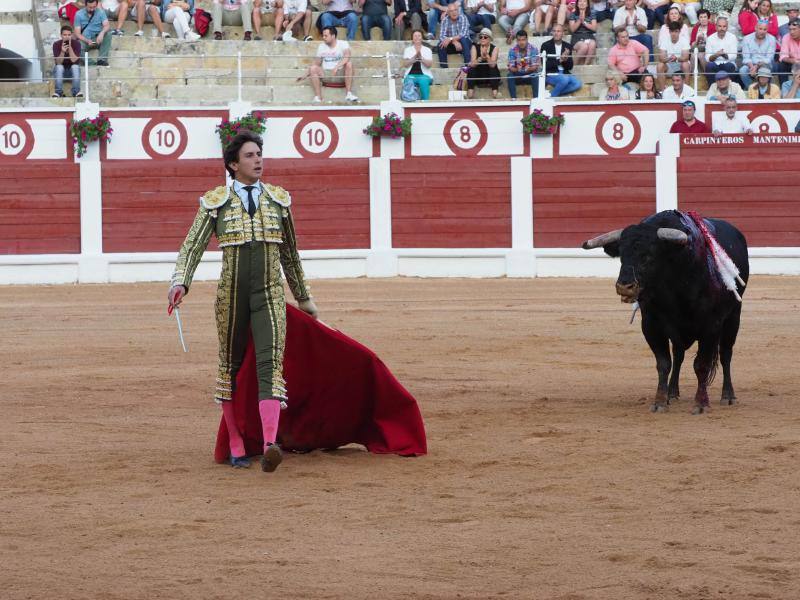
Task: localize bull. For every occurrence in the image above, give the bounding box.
[582,210,749,415]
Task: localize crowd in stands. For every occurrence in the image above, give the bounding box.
[51,0,800,102]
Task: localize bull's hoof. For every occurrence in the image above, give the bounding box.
[650,403,669,413]
[691,404,709,415]
[668,394,680,404]
[720,395,737,406]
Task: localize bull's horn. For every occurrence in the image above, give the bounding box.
[657,228,689,245]
[582,229,622,250]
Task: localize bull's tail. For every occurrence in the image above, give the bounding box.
[703,344,720,387]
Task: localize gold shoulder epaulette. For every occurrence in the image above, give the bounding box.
[200,186,231,210]
[263,183,292,207]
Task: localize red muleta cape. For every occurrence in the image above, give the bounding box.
[214,305,427,461]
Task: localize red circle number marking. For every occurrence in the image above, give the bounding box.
[744,108,788,134]
[292,116,340,158]
[142,116,188,159]
[0,120,35,160]
[444,112,488,156]
[594,111,642,155]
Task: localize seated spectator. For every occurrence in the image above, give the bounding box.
[607,29,649,84]
[506,29,540,98]
[393,0,427,40]
[779,3,799,39]
[746,67,781,98]
[657,20,690,88]
[498,0,531,44]
[465,0,497,34]
[541,24,582,96]
[641,0,670,30]
[74,0,112,66]
[466,28,501,98]
[101,0,130,35]
[612,0,653,58]
[438,3,472,67]
[662,70,695,98]
[360,0,392,39]
[590,0,619,22]
[212,0,253,40]
[657,5,689,48]
[427,0,463,40]
[669,100,709,132]
[740,0,778,38]
[598,68,632,99]
[130,0,170,38]
[569,0,598,65]
[58,0,83,25]
[272,0,313,41]
[403,29,434,99]
[162,0,201,41]
[318,0,358,40]
[739,22,776,88]
[532,0,567,36]
[781,62,800,97]
[300,26,359,103]
[52,24,82,98]
[635,72,662,98]
[712,97,753,134]
[704,16,738,86]
[671,0,700,25]
[778,18,800,85]
[691,9,715,75]
[707,70,745,100]
[252,0,276,40]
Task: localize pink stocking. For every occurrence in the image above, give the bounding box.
[258,399,281,450]
[221,401,246,458]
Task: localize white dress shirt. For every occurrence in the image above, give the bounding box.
[232,179,261,213]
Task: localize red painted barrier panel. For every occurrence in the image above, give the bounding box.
[102,160,223,253]
[533,156,656,248]
[677,145,800,247]
[0,162,81,254]
[391,157,512,248]
[263,158,370,250]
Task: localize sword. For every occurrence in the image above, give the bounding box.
[174,307,188,352]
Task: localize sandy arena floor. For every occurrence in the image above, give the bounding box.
[1,276,799,599]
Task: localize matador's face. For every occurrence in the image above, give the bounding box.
[231,141,263,184]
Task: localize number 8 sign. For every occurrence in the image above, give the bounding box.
[444,112,488,156]
[594,111,642,155]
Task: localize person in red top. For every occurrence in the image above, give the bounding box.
[669,100,709,133]
[739,0,779,38]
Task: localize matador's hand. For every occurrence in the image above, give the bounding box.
[167,285,187,315]
[298,298,319,319]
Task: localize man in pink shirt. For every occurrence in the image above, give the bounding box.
[778,18,800,85]
[607,29,649,83]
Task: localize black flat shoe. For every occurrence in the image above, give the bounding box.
[260,444,283,473]
[230,455,251,468]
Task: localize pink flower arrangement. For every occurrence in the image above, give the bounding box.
[216,111,267,148]
[69,113,113,157]
[363,112,412,139]
[521,109,565,135]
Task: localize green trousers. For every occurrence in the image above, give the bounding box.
[214,241,287,403]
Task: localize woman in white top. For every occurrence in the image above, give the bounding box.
[498,0,532,43]
[162,0,202,41]
[599,68,632,99]
[403,29,435,99]
[532,0,569,35]
[465,0,498,31]
[657,5,689,47]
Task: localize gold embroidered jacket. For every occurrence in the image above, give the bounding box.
[171,183,310,301]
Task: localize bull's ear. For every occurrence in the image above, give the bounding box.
[603,241,620,258]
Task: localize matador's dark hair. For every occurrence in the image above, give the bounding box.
[223,130,263,178]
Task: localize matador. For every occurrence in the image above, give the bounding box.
[167,130,318,473]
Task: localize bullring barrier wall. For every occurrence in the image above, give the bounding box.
[1,99,799,284]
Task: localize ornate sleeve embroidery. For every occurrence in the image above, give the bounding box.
[171,205,215,290]
[278,208,310,301]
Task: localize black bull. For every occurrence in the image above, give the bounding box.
[583,210,749,415]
